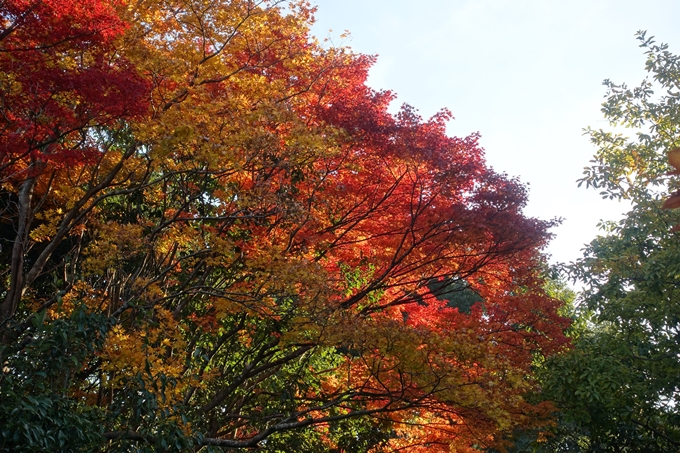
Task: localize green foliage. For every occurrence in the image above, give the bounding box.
[427,277,484,314]
[0,307,109,452]
[262,417,393,453]
[0,305,194,453]
[579,31,680,202]
[525,31,680,452]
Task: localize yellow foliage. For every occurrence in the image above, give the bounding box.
[100,308,189,406]
[30,208,64,242]
[82,221,145,275]
[47,281,104,319]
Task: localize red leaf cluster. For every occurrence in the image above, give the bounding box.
[0,0,149,176]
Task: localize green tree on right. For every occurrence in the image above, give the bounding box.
[503,32,680,453]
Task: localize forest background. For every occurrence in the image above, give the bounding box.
[1,0,680,452]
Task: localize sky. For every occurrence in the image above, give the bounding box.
[310,0,680,267]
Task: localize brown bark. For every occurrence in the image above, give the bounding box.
[1,176,35,321]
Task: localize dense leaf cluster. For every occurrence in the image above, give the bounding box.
[501,32,680,453]
[0,1,568,452]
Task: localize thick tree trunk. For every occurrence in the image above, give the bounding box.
[1,176,35,321]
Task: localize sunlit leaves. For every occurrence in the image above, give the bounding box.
[547,32,680,452]
[0,1,568,452]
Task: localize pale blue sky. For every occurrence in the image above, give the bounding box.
[311,0,680,266]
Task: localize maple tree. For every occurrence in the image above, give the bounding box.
[0,1,568,451]
[0,0,150,321]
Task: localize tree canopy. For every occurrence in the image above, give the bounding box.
[512,32,680,453]
[0,1,568,452]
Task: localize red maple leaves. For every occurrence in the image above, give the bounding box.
[0,0,149,176]
[0,1,568,451]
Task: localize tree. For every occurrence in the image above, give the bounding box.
[0,1,568,451]
[531,31,680,452]
[0,0,150,321]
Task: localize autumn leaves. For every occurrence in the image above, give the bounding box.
[0,1,568,451]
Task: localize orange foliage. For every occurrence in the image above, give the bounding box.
[0,1,569,451]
